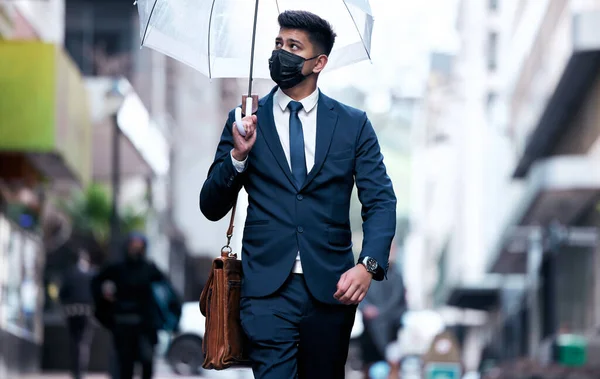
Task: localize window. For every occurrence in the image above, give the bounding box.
[65,30,94,75]
[64,3,135,77]
[487,32,498,71]
[486,91,498,115]
[489,0,499,11]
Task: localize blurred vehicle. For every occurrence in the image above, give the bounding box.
[164,302,205,375]
[164,301,365,376]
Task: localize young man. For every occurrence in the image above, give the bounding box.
[200,10,397,379]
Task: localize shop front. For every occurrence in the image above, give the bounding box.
[0,212,45,374]
[487,156,600,375]
[0,40,92,374]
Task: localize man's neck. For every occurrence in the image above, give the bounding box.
[282,80,318,101]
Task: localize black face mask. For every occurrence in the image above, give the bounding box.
[268,49,320,90]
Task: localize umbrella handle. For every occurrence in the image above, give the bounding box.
[234,97,254,137]
[234,108,246,136]
[245,96,253,119]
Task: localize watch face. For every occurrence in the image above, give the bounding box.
[365,257,378,272]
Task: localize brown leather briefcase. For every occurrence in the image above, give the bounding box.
[199,201,252,370]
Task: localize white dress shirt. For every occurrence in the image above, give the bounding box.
[231,87,319,274]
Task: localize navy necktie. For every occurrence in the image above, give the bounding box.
[288,101,307,188]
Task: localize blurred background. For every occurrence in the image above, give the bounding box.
[1,0,600,378]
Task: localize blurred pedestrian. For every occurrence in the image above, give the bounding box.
[91,232,181,379]
[358,247,407,379]
[59,250,96,379]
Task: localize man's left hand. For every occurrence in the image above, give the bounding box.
[334,265,372,305]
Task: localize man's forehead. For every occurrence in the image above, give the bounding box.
[277,28,310,43]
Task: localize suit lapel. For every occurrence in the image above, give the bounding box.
[256,88,296,189]
[301,92,338,190]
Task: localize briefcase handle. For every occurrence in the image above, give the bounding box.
[221,197,238,259]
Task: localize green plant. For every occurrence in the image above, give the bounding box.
[119,205,148,234]
[60,183,148,245]
[61,183,111,243]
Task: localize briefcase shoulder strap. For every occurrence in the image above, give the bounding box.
[223,200,236,256]
[199,197,239,316]
[221,197,238,258]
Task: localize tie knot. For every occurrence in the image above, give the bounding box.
[287,101,303,113]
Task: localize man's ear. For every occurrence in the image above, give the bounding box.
[312,54,329,74]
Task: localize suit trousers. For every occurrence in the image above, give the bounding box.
[240,274,357,379]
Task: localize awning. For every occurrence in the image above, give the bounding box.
[439,275,523,312]
[85,77,169,180]
[490,156,600,273]
[0,41,92,184]
[446,285,500,311]
[513,10,600,178]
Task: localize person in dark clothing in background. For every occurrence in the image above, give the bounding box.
[358,247,407,379]
[60,250,96,379]
[91,232,178,379]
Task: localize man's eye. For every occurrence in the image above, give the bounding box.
[291,44,298,50]
[275,42,282,48]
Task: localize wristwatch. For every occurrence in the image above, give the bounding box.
[358,256,379,276]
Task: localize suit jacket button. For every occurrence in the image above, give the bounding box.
[296,194,303,201]
[297,226,304,233]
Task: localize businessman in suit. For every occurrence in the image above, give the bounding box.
[200,10,396,379]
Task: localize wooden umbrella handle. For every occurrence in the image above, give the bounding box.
[242,95,259,116]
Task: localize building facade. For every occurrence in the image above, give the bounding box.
[421,0,600,374]
[0,0,88,375]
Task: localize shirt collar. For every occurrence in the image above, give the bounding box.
[275,87,319,113]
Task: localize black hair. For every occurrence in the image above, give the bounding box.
[277,10,337,56]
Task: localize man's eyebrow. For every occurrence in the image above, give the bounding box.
[288,38,303,46]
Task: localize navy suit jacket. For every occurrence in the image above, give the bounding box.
[200,86,396,305]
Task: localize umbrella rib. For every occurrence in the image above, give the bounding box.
[207,0,217,79]
[341,0,371,61]
[275,0,280,14]
[141,0,159,46]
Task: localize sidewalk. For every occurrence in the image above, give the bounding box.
[15,374,180,379]
[14,368,252,379]
[15,372,362,379]
[10,357,253,379]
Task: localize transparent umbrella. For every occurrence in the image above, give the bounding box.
[136,0,373,132]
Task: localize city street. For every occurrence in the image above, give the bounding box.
[6,0,598,377]
[13,359,365,379]
[15,373,251,379]
[14,359,254,379]
[15,366,363,379]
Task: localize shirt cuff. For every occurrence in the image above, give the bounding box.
[230,150,248,173]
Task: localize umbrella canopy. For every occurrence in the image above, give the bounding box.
[137,0,373,80]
